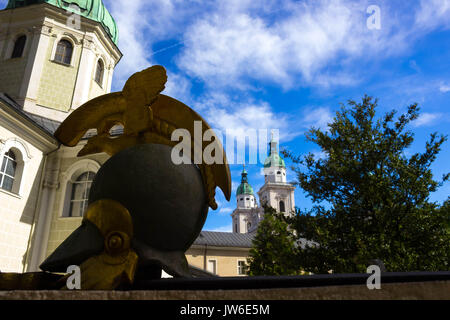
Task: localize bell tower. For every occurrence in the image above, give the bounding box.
[258,135,295,215]
[0,0,122,122]
[231,167,260,233]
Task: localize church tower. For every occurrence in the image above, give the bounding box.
[0,0,122,122]
[257,135,295,216]
[231,167,260,233]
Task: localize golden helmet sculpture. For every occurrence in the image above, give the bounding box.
[37,65,231,289]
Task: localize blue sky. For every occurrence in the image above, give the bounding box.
[3,0,449,232]
[100,0,450,232]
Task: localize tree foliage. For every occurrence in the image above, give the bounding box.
[249,95,449,274]
[246,206,300,276]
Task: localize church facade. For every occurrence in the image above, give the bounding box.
[0,1,297,277]
[0,0,121,272]
[232,138,296,234]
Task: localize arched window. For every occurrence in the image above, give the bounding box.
[54,40,73,65]
[68,171,95,217]
[11,35,26,58]
[0,150,17,192]
[279,200,286,213]
[109,123,124,136]
[95,59,104,86]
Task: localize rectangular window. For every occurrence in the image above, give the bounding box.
[207,259,217,275]
[238,260,246,275]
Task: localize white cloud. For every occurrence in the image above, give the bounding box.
[173,0,450,92]
[178,13,287,88]
[311,149,328,160]
[106,0,450,94]
[196,93,299,148]
[300,106,334,130]
[106,0,203,90]
[440,84,450,93]
[108,0,153,89]
[409,60,421,73]
[176,0,419,90]
[310,72,360,88]
[412,112,442,127]
[231,181,240,193]
[216,207,233,216]
[163,71,192,103]
[190,94,334,165]
[415,0,450,31]
[180,91,306,166]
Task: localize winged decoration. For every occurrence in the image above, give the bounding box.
[54,65,231,209]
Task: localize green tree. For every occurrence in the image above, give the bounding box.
[283,95,450,273]
[246,206,300,276]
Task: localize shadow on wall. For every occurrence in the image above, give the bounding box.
[20,158,45,268]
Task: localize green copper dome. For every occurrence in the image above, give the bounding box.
[264,138,286,168]
[6,0,118,45]
[263,153,286,168]
[236,168,254,196]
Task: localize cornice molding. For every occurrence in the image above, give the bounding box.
[0,100,58,151]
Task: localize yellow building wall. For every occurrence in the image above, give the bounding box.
[89,74,107,100]
[186,247,250,277]
[0,41,30,99]
[44,151,109,258]
[36,37,81,112]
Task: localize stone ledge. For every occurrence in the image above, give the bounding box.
[1,281,449,300]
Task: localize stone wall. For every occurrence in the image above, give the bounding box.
[0,280,448,300]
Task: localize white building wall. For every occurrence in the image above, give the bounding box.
[0,126,46,272]
[236,193,257,209]
[0,5,121,123]
[0,3,121,272]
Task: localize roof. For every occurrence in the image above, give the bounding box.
[236,182,254,196]
[264,152,286,168]
[236,168,254,196]
[26,113,61,134]
[193,231,255,248]
[5,0,118,45]
[0,92,22,109]
[264,139,286,168]
[0,93,56,139]
[193,231,315,251]
[0,93,109,141]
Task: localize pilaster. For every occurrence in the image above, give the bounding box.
[20,21,53,107]
[71,35,95,109]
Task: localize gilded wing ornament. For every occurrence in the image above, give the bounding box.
[54,65,231,209]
